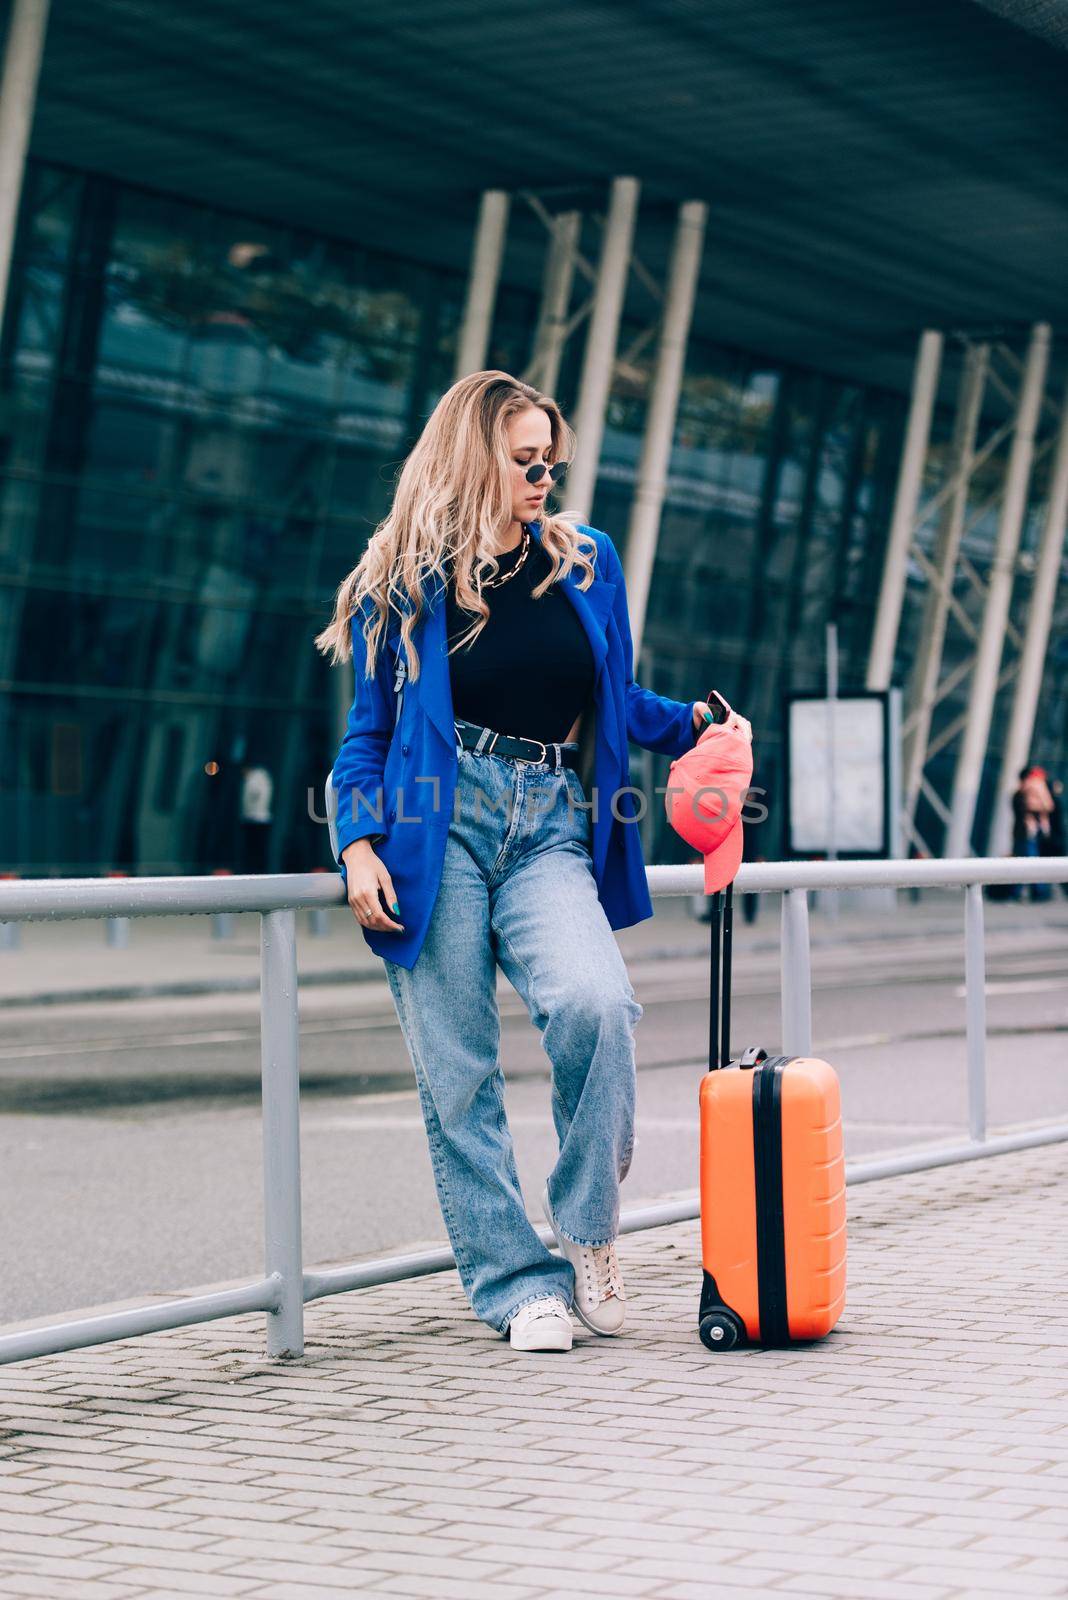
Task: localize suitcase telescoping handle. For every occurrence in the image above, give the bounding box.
[708,883,733,1071]
[708,882,769,1072]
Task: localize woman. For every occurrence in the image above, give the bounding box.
[315,371,752,1352]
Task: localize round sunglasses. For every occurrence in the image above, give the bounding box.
[522,461,569,486]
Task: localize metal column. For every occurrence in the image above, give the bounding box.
[567,176,641,524]
[0,0,51,887]
[903,343,989,828]
[261,908,305,1358]
[946,322,1050,858]
[964,883,987,1143]
[780,889,813,1058]
[0,0,50,328]
[988,371,1068,857]
[453,189,510,381]
[528,208,581,396]
[624,199,707,655]
[866,330,943,691]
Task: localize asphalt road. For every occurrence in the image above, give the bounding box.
[2,916,1066,1326]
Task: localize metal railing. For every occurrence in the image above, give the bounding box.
[1,854,1065,1366]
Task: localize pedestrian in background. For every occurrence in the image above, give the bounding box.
[1011,763,1054,904]
[1042,775,1068,899]
[239,762,273,874]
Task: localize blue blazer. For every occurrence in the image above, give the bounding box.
[329,521,699,969]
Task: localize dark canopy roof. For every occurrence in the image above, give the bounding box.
[30,0,1068,397]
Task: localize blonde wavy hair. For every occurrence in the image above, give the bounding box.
[313,370,598,682]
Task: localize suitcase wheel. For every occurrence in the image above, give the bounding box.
[699,1310,745,1352]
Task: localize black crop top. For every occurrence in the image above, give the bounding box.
[444,530,597,744]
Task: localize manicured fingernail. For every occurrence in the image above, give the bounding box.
[392,902,400,913]
[703,710,714,723]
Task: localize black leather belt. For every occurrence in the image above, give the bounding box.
[454,719,581,773]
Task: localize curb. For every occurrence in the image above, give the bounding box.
[0,964,388,1009]
[2,910,1064,1009]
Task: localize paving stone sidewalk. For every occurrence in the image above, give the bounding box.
[0,1142,1066,1600]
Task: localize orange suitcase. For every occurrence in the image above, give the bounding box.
[698,884,847,1351]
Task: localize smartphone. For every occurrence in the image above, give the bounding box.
[704,689,731,724]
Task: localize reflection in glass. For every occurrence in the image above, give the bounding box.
[0,161,437,874]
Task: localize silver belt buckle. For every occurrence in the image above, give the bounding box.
[515,736,548,766]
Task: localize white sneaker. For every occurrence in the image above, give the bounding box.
[508,1295,574,1352]
[542,1186,626,1336]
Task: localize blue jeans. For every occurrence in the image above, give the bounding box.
[382,720,644,1334]
[1023,834,1053,902]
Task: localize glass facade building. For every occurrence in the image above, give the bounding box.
[1,162,469,877]
[5,156,1058,881]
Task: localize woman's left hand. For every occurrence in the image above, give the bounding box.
[692,700,753,744]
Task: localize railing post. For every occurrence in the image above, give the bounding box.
[781,888,813,1057]
[260,907,305,1357]
[964,883,987,1143]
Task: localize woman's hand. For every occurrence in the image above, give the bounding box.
[341,839,405,931]
[692,699,753,744]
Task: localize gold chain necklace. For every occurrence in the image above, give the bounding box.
[478,524,530,591]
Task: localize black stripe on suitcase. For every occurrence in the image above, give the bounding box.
[753,1059,790,1345]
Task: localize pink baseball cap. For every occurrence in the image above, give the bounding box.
[665,722,753,893]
